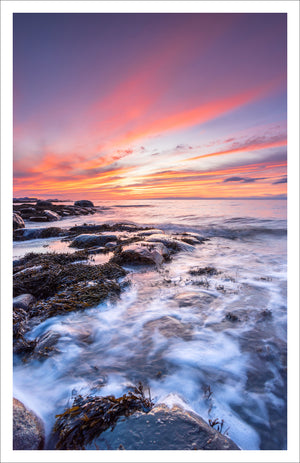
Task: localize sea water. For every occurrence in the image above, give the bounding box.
[13,199,287,450]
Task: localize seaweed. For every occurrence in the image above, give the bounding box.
[29,279,123,320]
[13,251,89,273]
[189,266,218,276]
[53,382,154,450]
[13,260,126,299]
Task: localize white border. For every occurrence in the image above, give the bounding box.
[1,1,299,462]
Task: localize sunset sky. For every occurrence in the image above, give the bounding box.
[13,13,287,200]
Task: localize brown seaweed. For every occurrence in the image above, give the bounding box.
[53,382,154,450]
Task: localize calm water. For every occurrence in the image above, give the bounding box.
[13,200,287,450]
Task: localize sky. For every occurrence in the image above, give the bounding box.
[13,13,287,200]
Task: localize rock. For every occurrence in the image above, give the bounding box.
[44,210,61,221]
[32,330,61,358]
[13,294,36,311]
[136,229,165,236]
[145,234,195,252]
[13,398,45,450]
[74,200,94,207]
[13,213,25,230]
[111,242,169,266]
[93,403,240,450]
[13,227,64,241]
[36,200,53,208]
[69,233,118,248]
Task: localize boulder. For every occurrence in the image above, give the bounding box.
[143,316,194,340]
[13,294,36,311]
[74,200,94,207]
[111,242,169,266]
[69,233,117,248]
[44,210,61,221]
[13,213,25,230]
[93,403,240,450]
[36,200,53,208]
[13,398,45,450]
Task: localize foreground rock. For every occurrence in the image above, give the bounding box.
[13,398,45,450]
[13,213,25,230]
[96,404,240,450]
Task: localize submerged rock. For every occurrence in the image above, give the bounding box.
[143,315,194,340]
[13,213,25,230]
[74,200,94,207]
[69,233,118,248]
[93,404,240,450]
[111,242,169,266]
[13,398,45,450]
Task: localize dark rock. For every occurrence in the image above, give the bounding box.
[13,227,64,241]
[36,200,53,208]
[13,398,45,450]
[111,242,169,266]
[69,233,118,248]
[225,312,239,322]
[74,200,94,207]
[44,210,61,221]
[94,404,240,450]
[13,213,25,230]
[13,294,36,311]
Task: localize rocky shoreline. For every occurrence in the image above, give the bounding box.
[12,203,240,451]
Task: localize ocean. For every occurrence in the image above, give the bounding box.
[13,199,287,450]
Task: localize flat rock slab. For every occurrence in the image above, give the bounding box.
[93,404,240,450]
[13,398,45,450]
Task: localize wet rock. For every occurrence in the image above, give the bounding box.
[74,200,94,207]
[32,330,61,358]
[95,404,240,450]
[13,213,25,230]
[145,234,195,253]
[44,210,61,221]
[13,293,36,311]
[174,233,206,245]
[13,226,64,241]
[143,316,193,340]
[136,229,165,236]
[36,200,53,208]
[69,233,118,248]
[52,383,153,450]
[13,398,45,450]
[111,242,169,266]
